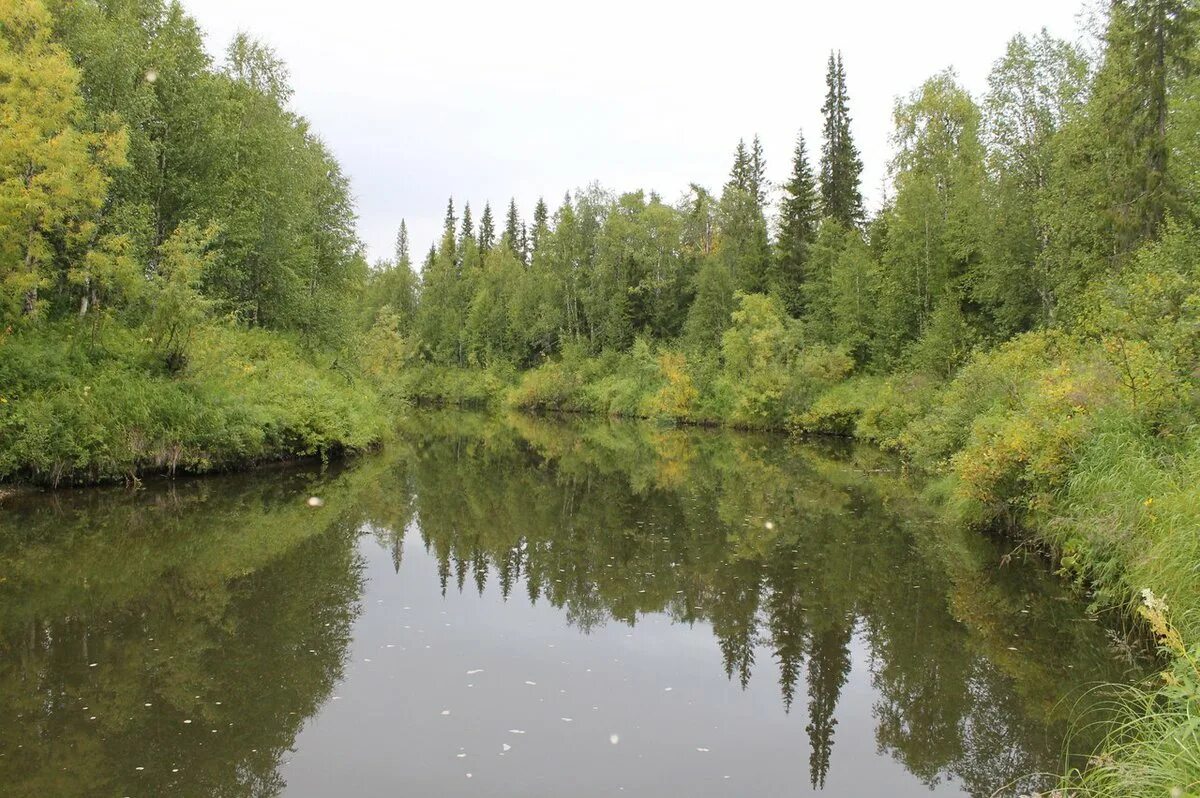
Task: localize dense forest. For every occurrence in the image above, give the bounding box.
[2,0,1199,792]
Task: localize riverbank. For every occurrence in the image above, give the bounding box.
[0,323,389,487]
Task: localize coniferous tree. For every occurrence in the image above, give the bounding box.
[442,197,457,260]
[530,197,550,252]
[820,52,865,227]
[1044,0,1195,299]
[750,134,768,207]
[720,139,771,294]
[504,198,521,255]
[459,202,474,252]
[478,203,495,252]
[396,220,411,267]
[775,132,821,314]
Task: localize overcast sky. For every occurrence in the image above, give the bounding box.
[184,0,1090,264]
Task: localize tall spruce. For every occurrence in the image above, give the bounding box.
[459,202,474,250]
[1095,0,1193,253]
[531,197,550,253]
[775,132,821,315]
[478,203,495,252]
[820,52,865,227]
[395,220,411,267]
[442,197,457,258]
[750,134,768,207]
[504,198,522,255]
[720,138,771,293]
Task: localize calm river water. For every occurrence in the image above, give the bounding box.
[0,411,1144,796]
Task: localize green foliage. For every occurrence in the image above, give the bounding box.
[0,323,385,485]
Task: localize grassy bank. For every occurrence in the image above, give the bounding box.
[0,323,388,486]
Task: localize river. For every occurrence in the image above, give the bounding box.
[0,410,1144,796]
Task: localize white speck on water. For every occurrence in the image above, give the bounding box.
[502,743,511,752]
[456,753,466,758]
[466,773,472,779]
[364,658,372,663]
[508,729,526,734]
[524,681,536,686]
[466,669,484,675]
[696,747,710,752]
[332,696,341,701]
[385,644,395,648]
[441,710,451,716]
[664,687,673,692]
[561,717,573,722]
[609,734,620,744]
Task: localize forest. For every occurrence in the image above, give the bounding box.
[1,0,1199,793]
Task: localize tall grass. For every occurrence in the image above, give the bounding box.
[1062,591,1200,798]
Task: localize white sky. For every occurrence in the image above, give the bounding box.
[184,0,1090,264]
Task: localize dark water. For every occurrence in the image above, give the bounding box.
[0,411,1143,797]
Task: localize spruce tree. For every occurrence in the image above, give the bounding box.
[530,197,549,253]
[820,52,865,227]
[395,220,411,268]
[720,138,771,293]
[478,203,495,252]
[775,131,821,314]
[750,134,768,207]
[442,197,457,259]
[459,202,474,249]
[504,198,521,255]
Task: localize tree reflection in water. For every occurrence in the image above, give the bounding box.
[0,410,1144,797]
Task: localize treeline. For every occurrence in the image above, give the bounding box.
[368,7,1196,378]
[2,0,364,354]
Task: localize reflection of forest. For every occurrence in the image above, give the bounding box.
[381,411,1142,795]
[0,411,1142,797]
[0,465,370,798]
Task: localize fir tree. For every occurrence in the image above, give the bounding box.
[459,201,474,249]
[504,198,521,255]
[775,131,821,314]
[442,197,457,260]
[721,138,771,293]
[820,52,865,227]
[750,134,768,207]
[478,203,495,252]
[530,197,549,253]
[395,220,411,268]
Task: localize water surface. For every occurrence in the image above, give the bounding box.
[0,411,1142,796]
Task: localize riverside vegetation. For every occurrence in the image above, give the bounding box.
[1,0,1198,794]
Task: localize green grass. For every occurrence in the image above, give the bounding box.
[0,322,388,485]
